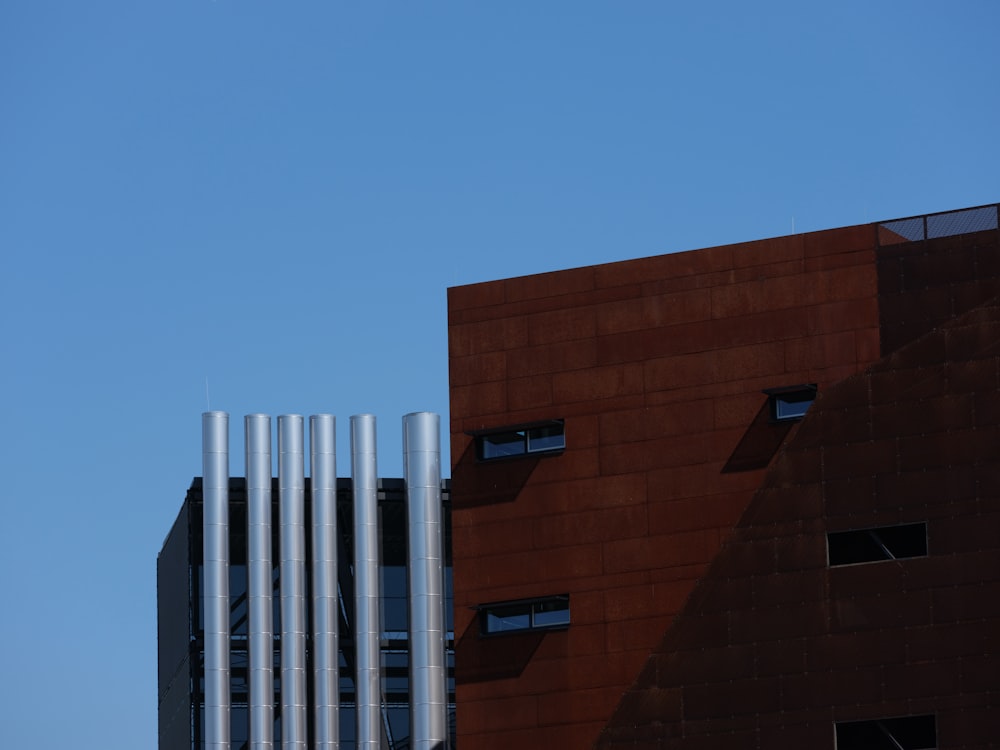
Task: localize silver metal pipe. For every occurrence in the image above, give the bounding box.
[202,411,231,750]
[351,414,382,750]
[403,412,448,750]
[310,415,339,749]
[279,415,307,750]
[245,414,274,750]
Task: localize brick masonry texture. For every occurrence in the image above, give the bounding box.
[448,209,1000,749]
[596,297,1000,749]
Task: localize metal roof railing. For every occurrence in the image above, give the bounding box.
[877,202,999,245]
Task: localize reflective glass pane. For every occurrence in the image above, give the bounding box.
[480,431,526,459]
[197,564,204,632]
[386,705,410,749]
[381,565,408,632]
[382,565,407,596]
[231,706,249,746]
[230,564,248,636]
[527,425,565,453]
[485,604,530,632]
[532,599,570,628]
[383,673,409,692]
[338,706,355,744]
[774,395,812,420]
[445,567,454,632]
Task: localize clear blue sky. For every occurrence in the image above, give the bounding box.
[1,1,997,747]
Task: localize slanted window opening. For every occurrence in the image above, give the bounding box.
[835,714,936,749]
[827,522,928,566]
[472,420,565,461]
[763,384,817,422]
[476,595,570,636]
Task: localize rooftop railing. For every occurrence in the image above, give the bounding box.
[878,202,999,245]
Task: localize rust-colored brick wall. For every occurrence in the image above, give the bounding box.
[597,296,1000,749]
[448,223,884,749]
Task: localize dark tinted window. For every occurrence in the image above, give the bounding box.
[527,424,566,453]
[476,422,565,461]
[828,523,928,566]
[765,385,817,422]
[480,596,570,635]
[836,715,936,749]
[774,393,813,420]
[480,430,527,459]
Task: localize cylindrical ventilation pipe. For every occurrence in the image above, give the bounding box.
[202,411,231,750]
[310,415,339,749]
[351,414,382,750]
[245,415,274,750]
[403,412,448,750]
[279,416,307,750]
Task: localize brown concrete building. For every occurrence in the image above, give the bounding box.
[447,203,1000,749]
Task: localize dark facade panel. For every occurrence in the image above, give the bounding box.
[157,502,193,750]
[157,477,454,750]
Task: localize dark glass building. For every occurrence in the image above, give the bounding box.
[157,415,454,750]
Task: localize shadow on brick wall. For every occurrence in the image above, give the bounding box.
[721,398,796,473]
[450,439,539,509]
[454,615,545,684]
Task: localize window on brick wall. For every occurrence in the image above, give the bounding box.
[477,595,570,635]
[835,715,936,749]
[474,420,565,461]
[827,523,928,566]
[763,384,817,422]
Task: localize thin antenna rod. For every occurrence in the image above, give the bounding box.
[205,378,211,411]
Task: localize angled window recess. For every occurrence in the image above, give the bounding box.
[828,523,928,566]
[477,595,570,636]
[763,384,817,422]
[473,420,565,461]
[835,715,936,750]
